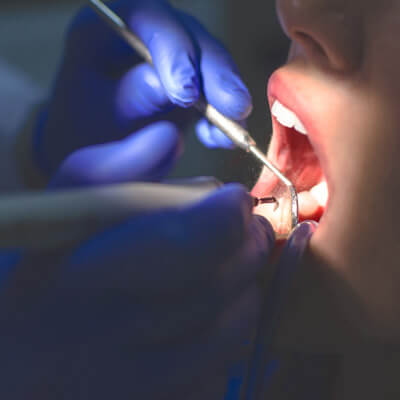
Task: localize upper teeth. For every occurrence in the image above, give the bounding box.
[271,100,308,135]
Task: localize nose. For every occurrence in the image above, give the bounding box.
[277,0,363,72]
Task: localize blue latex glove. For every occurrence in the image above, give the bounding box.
[0,184,274,399]
[35,0,253,185]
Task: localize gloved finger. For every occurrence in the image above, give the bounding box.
[58,184,257,296]
[178,11,253,121]
[195,118,235,149]
[125,0,200,107]
[116,63,173,121]
[49,121,181,188]
[67,1,200,107]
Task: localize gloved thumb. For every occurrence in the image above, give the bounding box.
[49,121,182,188]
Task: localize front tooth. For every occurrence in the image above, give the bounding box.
[271,101,294,128]
[294,120,307,135]
[271,100,308,135]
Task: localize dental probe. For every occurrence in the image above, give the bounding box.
[88,0,299,232]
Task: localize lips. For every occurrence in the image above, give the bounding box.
[252,71,329,229]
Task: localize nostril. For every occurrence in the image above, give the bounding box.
[277,0,363,73]
[294,31,325,57]
[293,30,330,65]
[292,29,359,72]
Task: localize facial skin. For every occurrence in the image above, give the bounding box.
[253,0,400,345]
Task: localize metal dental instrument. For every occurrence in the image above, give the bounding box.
[89,0,299,233]
[253,197,277,207]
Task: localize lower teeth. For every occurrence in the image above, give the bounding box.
[310,181,328,207]
[298,191,320,218]
[298,181,328,219]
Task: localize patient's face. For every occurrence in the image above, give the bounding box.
[253,0,400,256]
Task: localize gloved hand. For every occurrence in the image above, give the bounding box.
[240,222,318,400]
[0,4,270,399]
[0,184,274,399]
[34,0,253,185]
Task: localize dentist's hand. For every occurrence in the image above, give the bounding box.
[34,0,253,184]
[1,185,274,399]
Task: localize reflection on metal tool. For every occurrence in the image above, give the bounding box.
[88,0,299,236]
[253,197,279,211]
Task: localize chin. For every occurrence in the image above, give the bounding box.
[252,71,331,238]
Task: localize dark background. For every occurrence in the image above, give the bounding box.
[0,0,289,188]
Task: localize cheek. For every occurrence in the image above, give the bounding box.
[326,88,399,209]
[321,88,376,178]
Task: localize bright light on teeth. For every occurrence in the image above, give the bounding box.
[295,181,328,220]
[271,100,308,135]
[310,181,328,207]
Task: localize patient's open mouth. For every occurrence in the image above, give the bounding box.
[252,74,329,230]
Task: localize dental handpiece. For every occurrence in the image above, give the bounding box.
[0,178,276,249]
[88,0,299,233]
